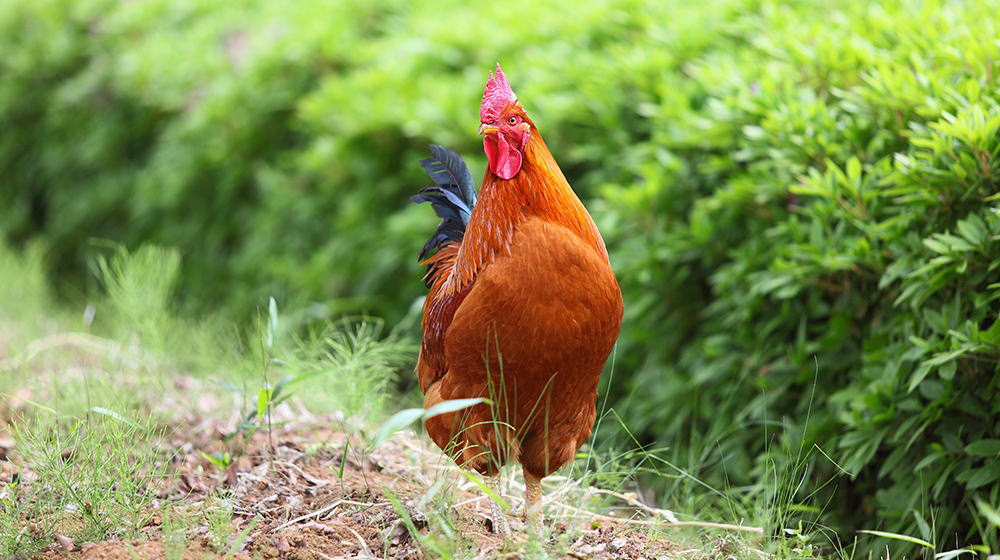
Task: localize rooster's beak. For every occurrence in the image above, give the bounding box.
[478,123,499,136]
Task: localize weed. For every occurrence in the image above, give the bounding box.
[160,507,190,560]
[0,477,53,558]
[10,404,167,543]
[288,318,416,418]
[205,492,236,553]
[93,244,181,348]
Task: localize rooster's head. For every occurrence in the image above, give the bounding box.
[479,63,531,180]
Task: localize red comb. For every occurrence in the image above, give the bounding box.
[480,63,517,122]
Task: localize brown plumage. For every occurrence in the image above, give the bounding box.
[413,64,622,531]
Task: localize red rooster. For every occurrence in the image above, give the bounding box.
[412,64,622,534]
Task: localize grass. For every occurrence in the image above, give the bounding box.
[0,241,411,557]
[0,241,991,559]
[11,408,166,541]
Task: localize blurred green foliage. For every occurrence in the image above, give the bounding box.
[1,0,998,552]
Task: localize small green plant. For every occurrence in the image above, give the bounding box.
[204,493,236,553]
[93,244,181,348]
[289,319,416,419]
[160,507,191,560]
[223,516,260,560]
[11,403,167,544]
[384,487,480,560]
[210,375,295,445]
[199,450,233,470]
[0,239,49,328]
[0,478,53,559]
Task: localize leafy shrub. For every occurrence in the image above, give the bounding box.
[1,0,998,552]
[591,4,999,551]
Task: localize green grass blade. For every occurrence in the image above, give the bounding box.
[371,408,424,448]
[3,393,56,415]
[858,530,934,548]
[337,439,349,480]
[223,516,259,560]
[422,397,488,420]
[87,407,140,429]
[459,471,510,512]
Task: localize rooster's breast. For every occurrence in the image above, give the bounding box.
[440,216,623,476]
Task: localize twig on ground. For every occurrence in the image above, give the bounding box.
[554,502,763,533]
[271,499,344,532]
[451,495,488,508]
[274,460,329,487]
[341,500,390,508]
[588,487,680,523]
[346,526,374,558]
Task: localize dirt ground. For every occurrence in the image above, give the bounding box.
[2,373,683,560]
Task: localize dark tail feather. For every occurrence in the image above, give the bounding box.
[411,145,477,260]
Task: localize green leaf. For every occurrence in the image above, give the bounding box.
[976,499,1000,527]
[912,510,932,542]
[88,407,140,429]
[422,398,489,420]
[384,490,422,544]
[979,317,1000,347]
[858,530,934,549]
[3,393,56,415]
[956,216,986,245]
[908,363,934,393]
[459,470,510,512]
[208,379,244,393]
[371,399,489,449]
[337,439,349,480]
[846,157,862,184]
[913,452,944,471]
[256,386,271,421]
[224,516,259,560]
[198,450,232,469]
[284,368,334,388]
[371,408,424,448]
[923,238,950,254]
[934,549,974,560]
[924,348,965,366]
[964,439,1000,456]
[271,375,292,402]
[964,463,1000,489]
[923,308,947,333]
[938,359,956,381]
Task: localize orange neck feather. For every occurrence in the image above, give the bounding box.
[447,130,608,292]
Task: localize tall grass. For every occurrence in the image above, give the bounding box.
[12,409,168,542]
[0,244,415,557]
[0,239,52,343]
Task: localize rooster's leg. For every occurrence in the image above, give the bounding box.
[523,467,544,531]
[486,475,510,537]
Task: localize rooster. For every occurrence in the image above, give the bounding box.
[412,64,623,535]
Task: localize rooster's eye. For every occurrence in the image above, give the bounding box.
[508,116,518,125]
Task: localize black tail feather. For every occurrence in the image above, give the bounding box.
[411,145,477,260]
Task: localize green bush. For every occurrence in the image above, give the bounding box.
[2,0,998,552]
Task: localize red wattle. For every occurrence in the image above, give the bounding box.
[484,134,522,180]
